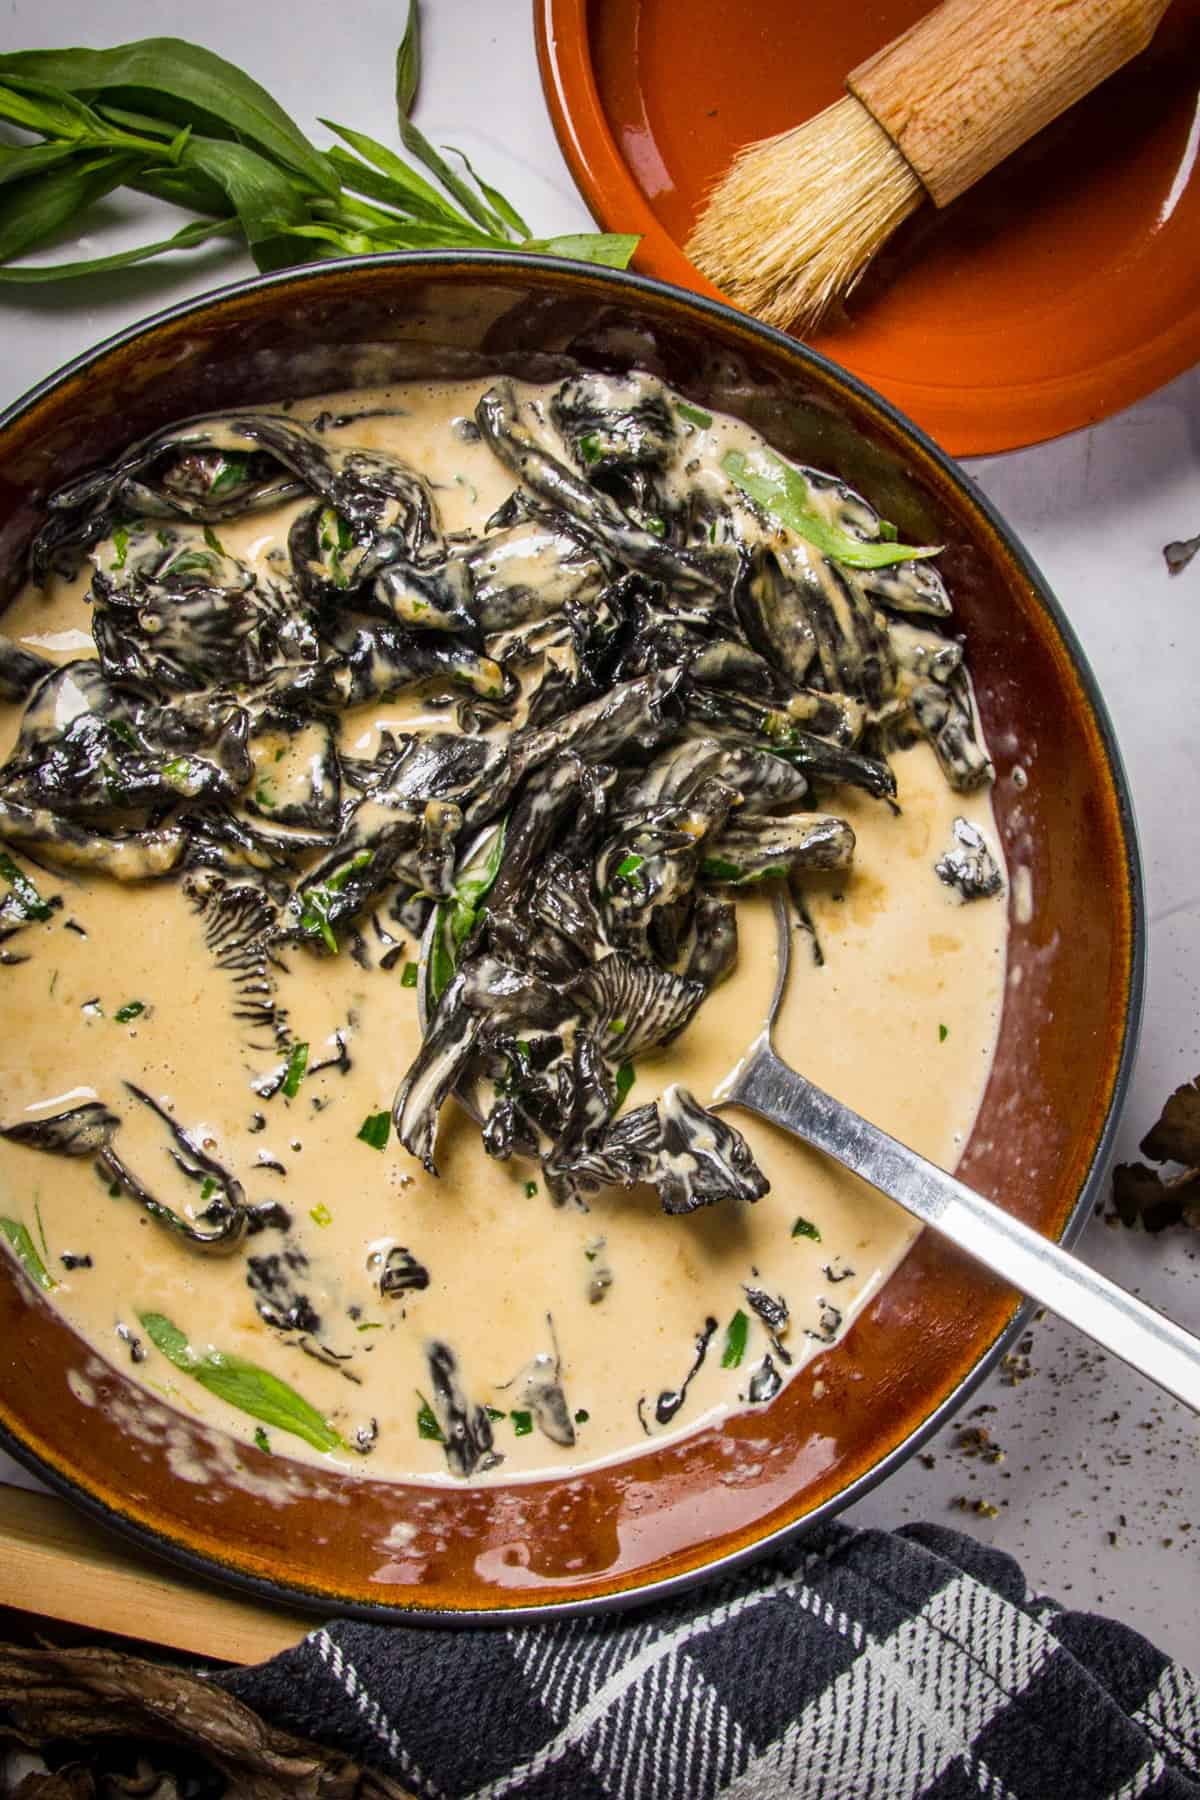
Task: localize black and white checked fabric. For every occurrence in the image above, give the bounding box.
[223,1523,1200,1799]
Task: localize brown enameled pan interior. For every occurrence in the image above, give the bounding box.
[0,255,1143,1621]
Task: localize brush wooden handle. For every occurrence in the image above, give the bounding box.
[848,0,1170,207]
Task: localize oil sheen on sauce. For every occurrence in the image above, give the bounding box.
[0,380,1007,1484]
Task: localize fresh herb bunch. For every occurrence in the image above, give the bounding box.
[0,3,637,283]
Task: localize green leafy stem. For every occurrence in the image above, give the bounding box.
[0,5,638,284]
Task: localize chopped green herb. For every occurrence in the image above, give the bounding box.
[428,819,508,1005]
[357,1110,391,1152]
[938,1023,949,1042]
[722,448,940,569]
[579,433,603,465]
[254,1425,271,1454]
[574,1408,590,1424]
[615,1062,636,1109]
[583,1247,598,1262]
[643,515,666,537]
[107,718,139,750]
[400,961,419,988]
[701,856,742,882]
[485,1405,505,1421]
[721,1308,749,1368]
[879,519,900,542]
[416,1395,444,1441]
[310,1201,333,1228]
[208,453,250,497]
[139,1312,340,1453]
[510,1409,533,1436]
[318,507,355,587]
[108,1182,121,1199]
[162,757,192,788]
[299,850,374,953]
[614,853,644,881]
[202,524,226,556]
[111,523,129,569]
[113,1000,144,1023]
[0,851,52,921]
[357,1321,383,1332]
[609,1018,626,1035]
[791,1215,821,1242]
[282,1040,308,1099]
[199,1177,218,1204]
[524,1179,538,1199]
[675,401,713,430]
[254,777,275,810]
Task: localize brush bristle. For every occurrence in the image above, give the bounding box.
[685,94,924,335]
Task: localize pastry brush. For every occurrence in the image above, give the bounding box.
[685,0,1171,335]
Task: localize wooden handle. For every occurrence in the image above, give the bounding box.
[848,0,1171,207]
[0,1481,314,1664]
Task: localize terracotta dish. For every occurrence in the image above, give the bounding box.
[535,0,1200,455]
[0,255,1142,1621]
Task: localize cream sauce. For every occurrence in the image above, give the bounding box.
[0,379,1007,1483]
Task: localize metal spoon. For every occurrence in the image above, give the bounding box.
[715,890,1200,1414]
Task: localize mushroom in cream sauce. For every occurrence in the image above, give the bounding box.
[0,371,1006,1480]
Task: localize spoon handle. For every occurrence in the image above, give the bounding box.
[728,1041,1200,1414]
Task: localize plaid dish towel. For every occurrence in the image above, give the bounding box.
[222,1521,1200,1799]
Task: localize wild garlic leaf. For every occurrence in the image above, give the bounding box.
[0,153,135,264]
[0,1217,55,1290]
[524,232,640,269]
[181,138,309,259]
[722,449,940,569]
[139,1310,341,1452]
[0,214,234,282]
[0,39,335,195]
[323,125,460,228]
[0,138,81,188]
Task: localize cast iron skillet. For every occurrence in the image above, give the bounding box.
[0,253,1143,1622]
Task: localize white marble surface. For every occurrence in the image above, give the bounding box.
[0,0,1196,1666]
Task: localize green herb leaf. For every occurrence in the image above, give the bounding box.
[199,1177,217,1203]
[676,401,713,429]
[791,1215,821,1241]
[721,1308,749,1368]
[0,851,52,920]
[357,1111,390,1152]
[0,1217,55,1290]
[522,232,638,269]
[416,1393,444,1440]
[614,853,644,880]
[309,1201,332,1228]
[400,961,418,989]
[722,449,940,569]
[938,1023,949,1042]
[524,1179,538,1199]
[113,1000,144,1023]
[0,212,235,282]
[510,1409,533,1436]
[254,1425,271,1453]
[615,1062,636,1110]
[574,1408,589,1424]
[0,39,335,194]
[139,1311,340,1452]
[395,0,421,119]
[485,1404,505,1421]
[282,1040,308,1099]
[0,152,134,266]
